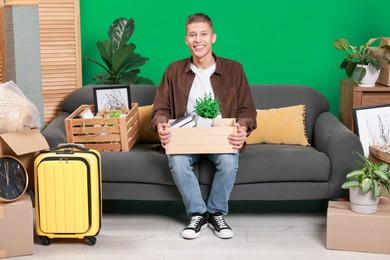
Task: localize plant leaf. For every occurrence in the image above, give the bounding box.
[84,56,111,74]
[370,59,382,70]
[345,170,364,180]
[372,180,380,197]
[109,18,135,54]
[365,37,379,48]
[353,66,366,82]
[96,40,112,69]
[334,38,350,50]
[345,62,356,77]
[341,180,360,189]
[121,53,149,72]
[382,183,390,196]
[378,162,389,172]
[361,178,372,193]
[111,44,136,71]
[374,170,389,181]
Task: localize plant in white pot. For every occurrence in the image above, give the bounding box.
[194,93,221,127]
[341,151,390,214]
[333,37,390,87]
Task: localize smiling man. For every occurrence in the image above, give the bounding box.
[151,13,257,239]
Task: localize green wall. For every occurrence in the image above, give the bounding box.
[80,0,390,115]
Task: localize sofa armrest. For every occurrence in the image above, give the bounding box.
[41,112,69,148]
[314,112,363,198]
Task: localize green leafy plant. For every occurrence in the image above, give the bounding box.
[194,93,221,119]
[333,37,390,82]
[85,17,154,85]
[341,151,390,198]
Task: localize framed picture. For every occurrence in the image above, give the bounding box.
[93,85,131,113]
[353,104,390,157]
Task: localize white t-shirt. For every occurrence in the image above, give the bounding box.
[186,63,220,118]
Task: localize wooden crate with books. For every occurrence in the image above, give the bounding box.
[65,103,140,151]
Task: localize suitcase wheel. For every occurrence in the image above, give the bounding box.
[86,236,96,246]
[39,236,52,246]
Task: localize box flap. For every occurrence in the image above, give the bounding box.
[0,129,49,156]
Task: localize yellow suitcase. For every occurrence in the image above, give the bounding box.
[34,144,102,245]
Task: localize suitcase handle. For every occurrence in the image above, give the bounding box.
[54,143,89,151]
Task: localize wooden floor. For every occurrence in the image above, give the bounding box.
[11,200,390,260]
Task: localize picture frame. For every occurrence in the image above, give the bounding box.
[353,104,390,157]
[93,85,131,113]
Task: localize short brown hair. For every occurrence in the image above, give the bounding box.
[185,13,213,32]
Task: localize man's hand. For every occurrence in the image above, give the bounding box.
[228,123,248,150]
[157,123,172,148]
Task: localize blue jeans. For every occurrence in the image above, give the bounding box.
[167,153,239,215]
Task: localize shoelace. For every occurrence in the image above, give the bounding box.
[186,216,203,229]
[213,215,228,228]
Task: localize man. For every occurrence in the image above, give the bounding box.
[151,13,257,239]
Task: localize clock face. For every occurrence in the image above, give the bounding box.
[0,156,28,202]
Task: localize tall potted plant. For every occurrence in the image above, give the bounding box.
[341,151,390,214]
[194,93,221,127]
[333,37,390,87]
[85,18,154,85]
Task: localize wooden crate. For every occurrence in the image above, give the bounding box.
[369,145,390,164]
[166,118,237,154]
[65,104,140,151]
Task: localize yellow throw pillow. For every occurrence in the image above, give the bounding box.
[246,105,310,146]
[137,105,160,143]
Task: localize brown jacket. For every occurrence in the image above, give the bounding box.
[151,54,257,135]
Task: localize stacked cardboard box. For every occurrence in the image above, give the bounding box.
[326,197,390,254]
[0,194,34,258]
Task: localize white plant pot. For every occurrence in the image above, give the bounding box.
[195,116,213,128]
[349,187,379,214]
[356,64,381,87]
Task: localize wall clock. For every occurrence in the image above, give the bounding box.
[0,156,28,202]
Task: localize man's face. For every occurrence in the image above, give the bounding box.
[185,22,216,60]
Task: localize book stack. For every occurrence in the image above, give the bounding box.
[170,115,195,128]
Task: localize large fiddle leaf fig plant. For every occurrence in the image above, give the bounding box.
[85,18,154,85]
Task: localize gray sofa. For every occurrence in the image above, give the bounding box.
[42,84,363,201]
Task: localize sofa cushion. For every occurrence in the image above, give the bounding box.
[100,144,199,185]
[250,85,329,144]
[199,144,330,185]
[246,105,309,146]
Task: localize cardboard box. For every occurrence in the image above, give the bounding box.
[166,118,237,154]
[0,194,34,258]
[369,46,390,86]
[326,198,390,254]
[65,104,140,151]
[380,37,390,47]
[377,66,390,87]
[0,128,49,191]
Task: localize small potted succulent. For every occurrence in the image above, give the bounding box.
[341,151,390,214]
[194,92,221,127]
[333,37,390,87]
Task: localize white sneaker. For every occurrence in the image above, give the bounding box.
[208,212,233,239]
[181,213,208,239]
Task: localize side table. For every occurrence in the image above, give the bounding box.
[339,78,390,132]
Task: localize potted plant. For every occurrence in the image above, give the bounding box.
[85,18,154,85]
[194,92,221,127]
[341,151,390,214]
[333,37,390,87]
